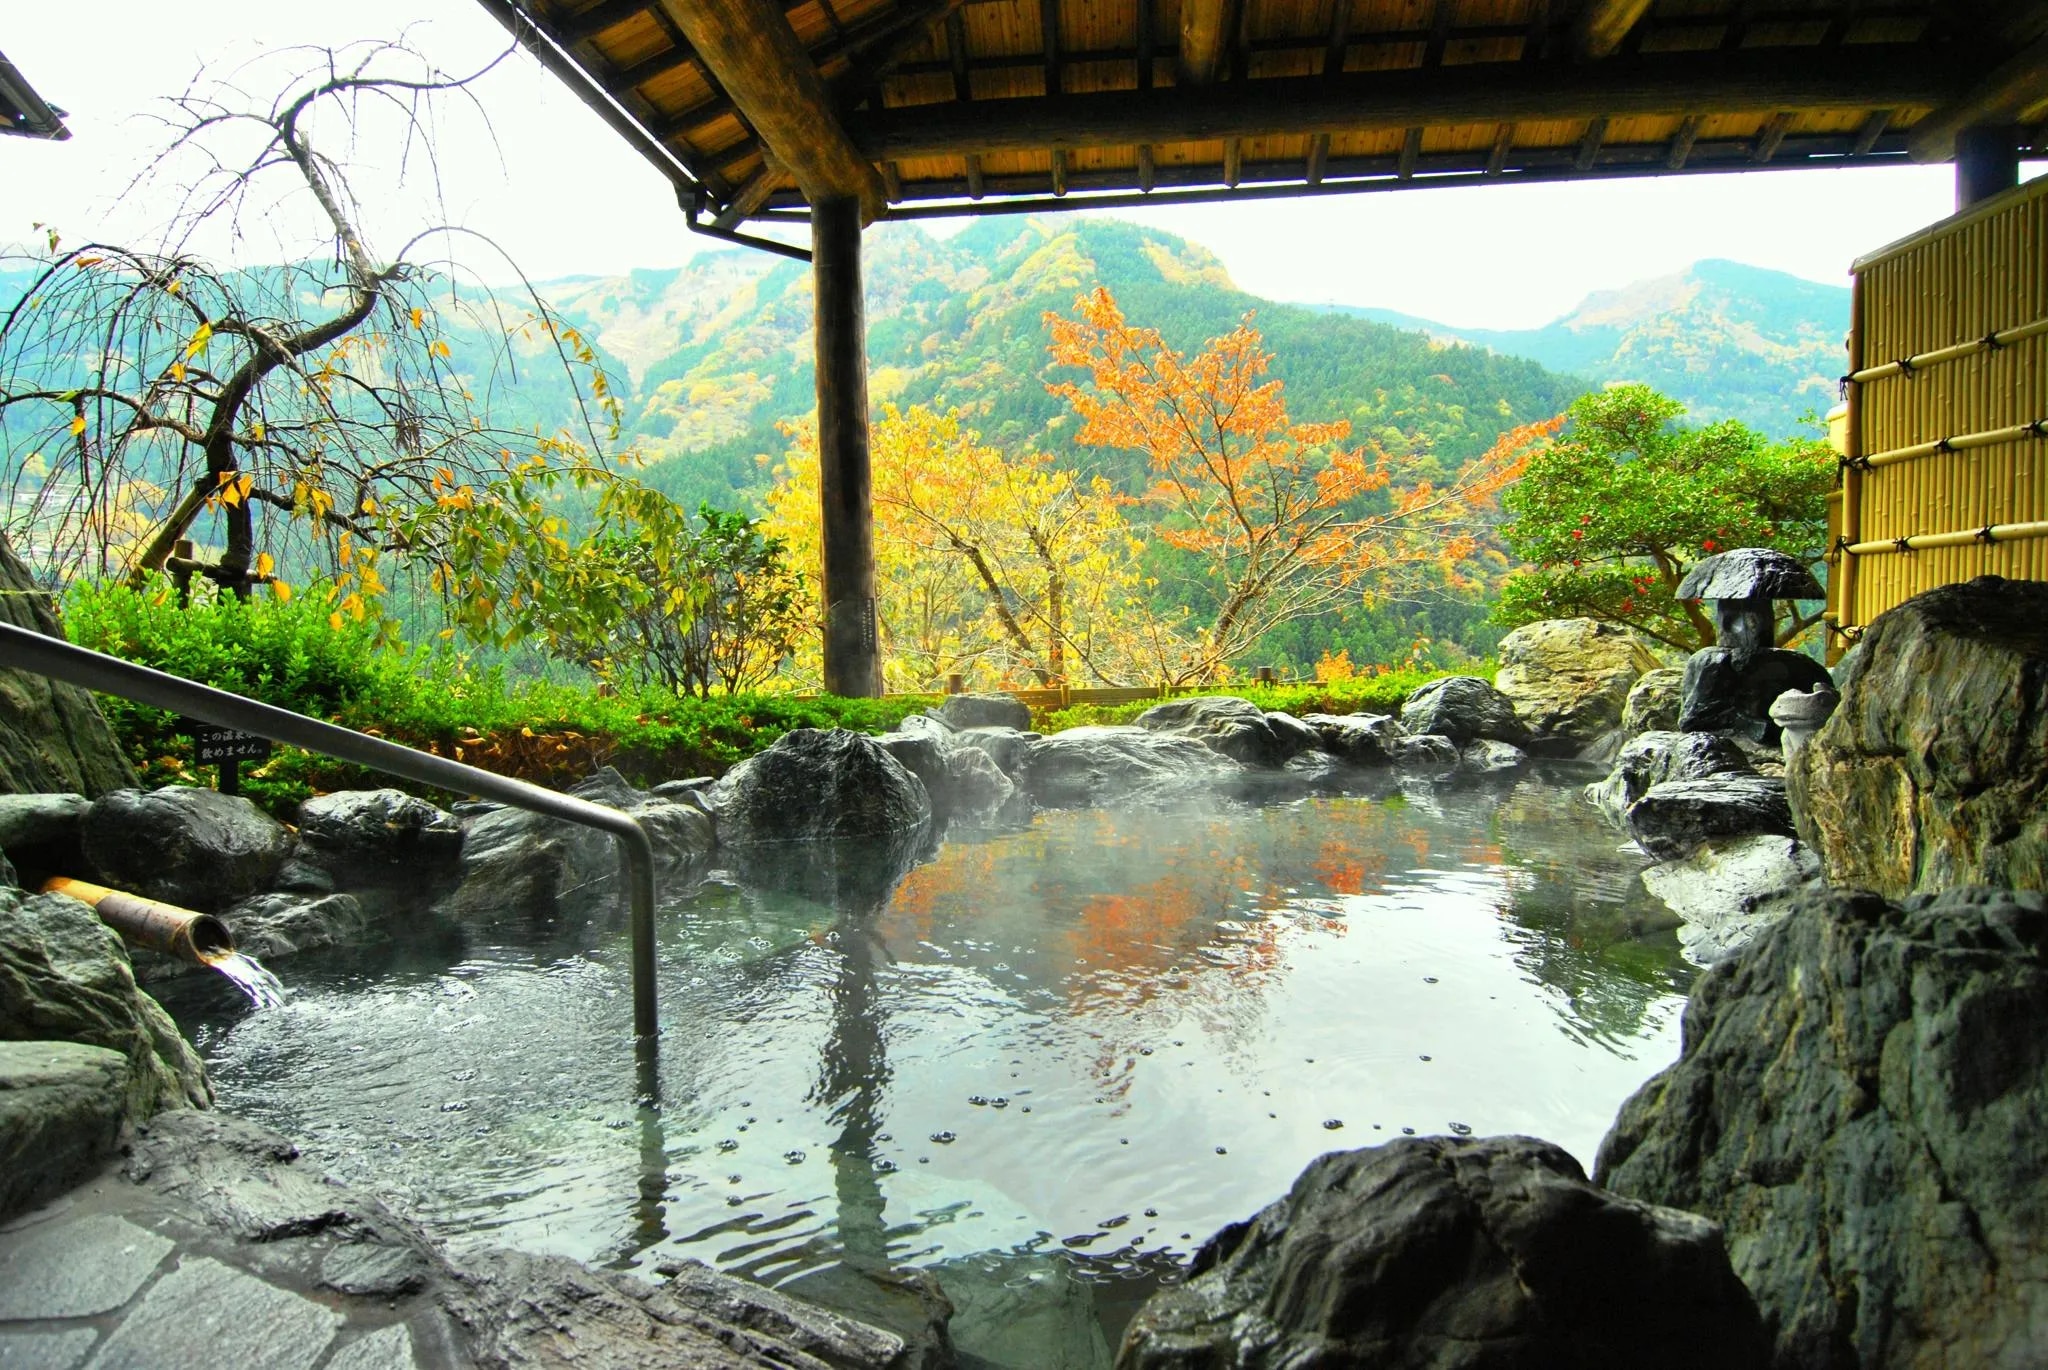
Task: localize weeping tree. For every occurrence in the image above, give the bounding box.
[0,38,622,616]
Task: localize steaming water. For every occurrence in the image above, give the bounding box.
[201,949,287,1009]
[164,770,1693,1364]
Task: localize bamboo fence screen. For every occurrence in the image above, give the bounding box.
[1829,175,2048,660]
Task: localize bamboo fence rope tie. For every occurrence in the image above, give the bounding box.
[1841,316,2048,387]
[1846,417,2048,472]
[1842,520,2048,557]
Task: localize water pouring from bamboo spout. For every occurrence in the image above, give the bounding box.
[41,877,285,1007]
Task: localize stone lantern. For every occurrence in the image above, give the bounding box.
[1676,548,1833,744]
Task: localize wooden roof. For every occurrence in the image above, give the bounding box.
[480,0,2048,229]
[0,49,70,140]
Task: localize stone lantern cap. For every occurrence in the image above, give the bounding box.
[1676,548,1825,602]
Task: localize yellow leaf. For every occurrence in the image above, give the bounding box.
[251,423,265,441]
[410,307,424,330]
[270,580,293,603]
[69,415,85,437]
[328,612,344,631]
[185,322,213,358]
[170,361,186,383]
[255,552,275,577]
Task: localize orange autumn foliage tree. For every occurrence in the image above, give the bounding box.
[1046,287,1561,683]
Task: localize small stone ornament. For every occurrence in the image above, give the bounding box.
[1676,548,1832,744]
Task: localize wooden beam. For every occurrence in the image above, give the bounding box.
[1575,114,1607,169]
[657,0,884,218]
[1051,147,1069,194]
[558,0,653,45]
[1179,0,1234,85]
[1323,0,1352,77]
[1137,0,1157,89]
[712,153,785,228]
[1223,136,1242,186]
[1852,107,1891,154]
[1306,131,1330,183]
[1752,110,1792,162]
[1574,0,1654,60]
[1666,112,1701,168]
[1425,0,1456,68]
[812,196,882,698]
[1487,121,1514,173]
[1042,0,1062,96]
[833,0,970,109]
[1136,143,1156,190]
[853,49,1966,161]
[1908,33,2048,161]
[946,10,973,100]
[965,151,986,197]
[1397,126,1422,178]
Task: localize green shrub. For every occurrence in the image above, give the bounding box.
[61,581,933,815]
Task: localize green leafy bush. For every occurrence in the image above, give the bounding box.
[61,581,932,815]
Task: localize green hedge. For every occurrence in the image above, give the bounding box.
[61,582,1463,817]
[63,581,931,815]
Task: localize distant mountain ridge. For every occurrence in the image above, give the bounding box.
[1315,259,1850,440]
[533,216,1581,511]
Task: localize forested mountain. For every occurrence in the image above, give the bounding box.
[1328,259,1850,441]
[538,217,1582,512]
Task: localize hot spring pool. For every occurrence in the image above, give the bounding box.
[163,769,1693,1365]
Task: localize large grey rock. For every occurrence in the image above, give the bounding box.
[1400,675,1531,745]
[876,731,1014,821]
[0,888,209,1116]
[1622,668,1685,734]
[1787,576,2048,900]
[293,789,462,885]
[0,1041,129,1220]
[1299,713,1405,765]
[1597,885,2048,1369]
[1119,1135,1765,1369]
[1586,730,1753,828]
[1133,697,1313,768]
[1018,726,1237,809]
[1625,775,1794,862]
[933,693,1032,732]
[445,768,714,920]
[1386,733,1460,774]
[0,529,137,798]
[1459,738,1528,773]
[1495,618,1660,750]
[707,730,930,845]
[946,726,1036,780]
[81,786,293,913]
[1639,834,1821,965]
[1678,645,1834,745]
[0,792,89,884]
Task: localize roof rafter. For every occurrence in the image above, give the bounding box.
[1574,0,1655,60]
[1908,32,2048,160]
[853,48,1968,160]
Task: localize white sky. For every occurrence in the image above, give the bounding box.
[2,1,2027,329]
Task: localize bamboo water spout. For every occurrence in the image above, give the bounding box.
[41,877,234,966]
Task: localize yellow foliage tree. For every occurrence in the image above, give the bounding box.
[1045,287,1561,682]
[767,405,1153,691]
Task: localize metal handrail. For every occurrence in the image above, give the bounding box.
[0,620,661,1071]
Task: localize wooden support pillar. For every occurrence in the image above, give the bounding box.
[813,196,883,697]
[1955,125,2020,210]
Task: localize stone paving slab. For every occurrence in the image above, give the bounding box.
[0,1328,96,1369]
[0,1108,929,1369]
[87,1255,341,1370]
[0,1214,171,1320]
